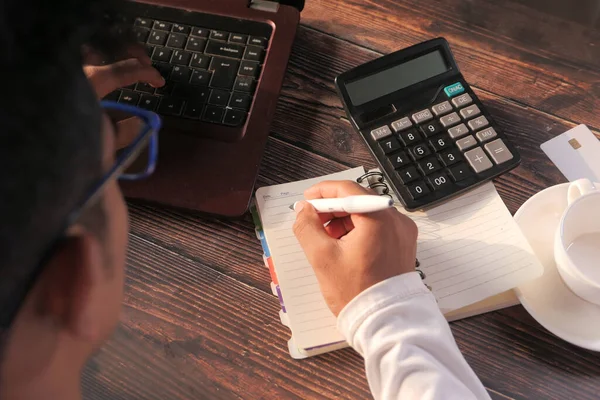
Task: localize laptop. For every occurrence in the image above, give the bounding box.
[110,0,304,217]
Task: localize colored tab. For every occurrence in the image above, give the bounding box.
[444,82,465,98]
[263,254,278,285]
[255,228,271,257]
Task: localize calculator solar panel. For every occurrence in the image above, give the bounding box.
[335,38,521,210]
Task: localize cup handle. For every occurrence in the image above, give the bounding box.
[567,178,597,205]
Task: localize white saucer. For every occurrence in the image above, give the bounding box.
[514,183,600,351]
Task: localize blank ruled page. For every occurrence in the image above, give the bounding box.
[398,183,544,313]
[255,168,365,349]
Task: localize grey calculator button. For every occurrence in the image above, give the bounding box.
[370,125,392,141]
[432,101,452,116]
[456,135,477,151]
[391,117,412,132]
[467,116,489,131]
[476,127,498,142]
[439,112,461,128]
[451,93,473,108]
[459,104,481,119]
[464,147,493,173]
[447,123,469,139]
[485,139,514,164]
[412,109,433,124]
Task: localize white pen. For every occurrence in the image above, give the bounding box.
[290,195,394,214]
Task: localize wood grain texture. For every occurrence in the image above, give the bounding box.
[83,0,600,399]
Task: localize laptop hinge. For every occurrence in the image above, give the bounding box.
[249,0,305,12]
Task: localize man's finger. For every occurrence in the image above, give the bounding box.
[85,59,165,98]
[293,202,338,264]
[324,217,355,239]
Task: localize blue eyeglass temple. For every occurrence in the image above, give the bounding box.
[100,101,162,181]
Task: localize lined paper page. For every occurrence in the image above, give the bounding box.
[255,168,365,349]
[398,183,544,312]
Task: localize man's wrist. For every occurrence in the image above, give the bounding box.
[337,272,432,349]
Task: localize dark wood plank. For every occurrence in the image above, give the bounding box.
[83,235,371,400]
[300,0,600,130]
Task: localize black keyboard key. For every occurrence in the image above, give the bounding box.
[223,109,247,127]
[408,181,431,199]
[183,101,204,119]
[380,137,401,154]
[118,90,140,105]
[428,171,452,190]
[244,45,264,62]
[170,66,192,82]
[417,157,442,175]
[148,30,168,46]
[172,24,191,34]
[229,33,248,44]
[151,47,173,62]
[429,135,453,152]
[209,57,240,89]
[439,148,462,166]
[145,45,155,57]
[135,18,153,28]
[411,143,431,160]
[186,37,207,52]
[166,33,187,49]
[191,27,209,38]
[449,163,474,182]
[133,27,150,43]
[158,97,184,116]
[239,61,260,78]
[139,94,160,111]
[397,166,419,184]
[398,129,421,146]
[172,84,210,103]
[153,21,172,31]
[190,69,212,86]
[210,30,228,40]
[249,36,268,47]
[152,64,172,85]
[171,50,192,66]
[190,53,210,69]
[229,92,252,111]
[234,76,256,93]
[419,121,443,138]
[124,84,137,90]
[135,82,155,94]
[388,151,410,169]
[203,105,225,123]
[155,80,175,96]
[205,41,244,59]
[209,89,230,106]
[104,90,121,102]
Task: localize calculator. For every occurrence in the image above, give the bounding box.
[335,38,520,210]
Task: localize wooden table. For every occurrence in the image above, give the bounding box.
[83,0,600,398]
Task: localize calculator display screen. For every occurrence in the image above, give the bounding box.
[346,50,449,106]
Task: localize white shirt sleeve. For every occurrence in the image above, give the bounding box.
[337,272,491,400]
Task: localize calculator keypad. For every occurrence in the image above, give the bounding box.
[367,83,518,209]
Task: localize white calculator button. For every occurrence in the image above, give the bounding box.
[391,117,412,132]
[412,109,433,124]
[370,125,392,141]
[432,101,452,116]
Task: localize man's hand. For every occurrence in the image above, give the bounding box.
[84,55,164,99]
[293,181,418,316]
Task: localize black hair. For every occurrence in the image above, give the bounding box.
[0,0,128,342]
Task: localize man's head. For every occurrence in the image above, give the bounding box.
[0,0,131,395]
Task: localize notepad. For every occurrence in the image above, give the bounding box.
[253,167,543,357]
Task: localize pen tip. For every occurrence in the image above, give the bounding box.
[388,199,394,206]
[289,204,295,210]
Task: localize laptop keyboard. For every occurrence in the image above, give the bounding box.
[104,17,269,128]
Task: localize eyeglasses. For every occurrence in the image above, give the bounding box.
[0,101,162,330]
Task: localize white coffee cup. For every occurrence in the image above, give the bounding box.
[554,179,600,305]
